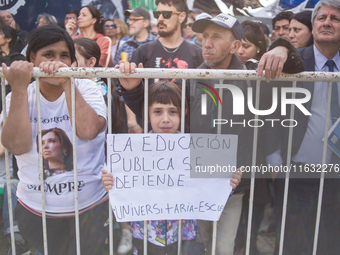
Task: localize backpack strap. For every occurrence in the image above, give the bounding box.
[125,40,140,49]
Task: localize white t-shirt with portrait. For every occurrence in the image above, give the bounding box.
[4,78,107,213]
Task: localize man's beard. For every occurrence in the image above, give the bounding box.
[158,21,179,38]
[130,26,144,37]
[203,49,230,69]
[203,50,219,68]
[204,60,220,68]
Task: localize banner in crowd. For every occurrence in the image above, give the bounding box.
[107,133,238,222]
[2,0,129,32]
[2,0,319,32]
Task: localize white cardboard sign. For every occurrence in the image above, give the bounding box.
[107,133,238,222]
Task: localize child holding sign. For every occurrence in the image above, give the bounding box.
[102,81,241,255]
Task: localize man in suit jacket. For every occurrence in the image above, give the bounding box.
[265,0,340,254]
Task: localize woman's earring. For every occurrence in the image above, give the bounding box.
[257,50,260,54]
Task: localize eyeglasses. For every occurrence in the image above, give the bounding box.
[35,21,48,26]
[127,18,144,23]
[184,23,193,28]
[104,24,118,29]
[153,11,182,19]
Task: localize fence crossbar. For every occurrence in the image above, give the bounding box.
[1,67,340,255]
[245,80,261,255]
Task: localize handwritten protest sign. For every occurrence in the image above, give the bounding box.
[107,133,238,222]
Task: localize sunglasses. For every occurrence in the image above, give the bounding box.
[104,24,118,29]
[153,11,182,19]
[185,23,193,28]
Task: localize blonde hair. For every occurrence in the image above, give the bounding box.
[113,18,129,39]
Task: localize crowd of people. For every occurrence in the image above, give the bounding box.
[0,0,339,254]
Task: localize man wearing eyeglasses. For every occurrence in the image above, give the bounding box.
[114,7,157,65]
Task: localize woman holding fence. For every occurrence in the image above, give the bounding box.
[1,25,109,255]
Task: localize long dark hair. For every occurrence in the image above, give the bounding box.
[37,127,73,171]
[0,25,23,54]
[290,10,313,48]
[81,5,105,35]
[241,20,267,60]
[26,25,76,63]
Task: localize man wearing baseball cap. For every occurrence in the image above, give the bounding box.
[114,7,158,65]
[190,13,250,255]
[190,13,304,255]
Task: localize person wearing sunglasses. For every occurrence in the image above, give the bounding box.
[104,18,129,67]
[118,0,203,92]
[182,14,195,42]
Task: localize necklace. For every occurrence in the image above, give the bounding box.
[161,42,181,54]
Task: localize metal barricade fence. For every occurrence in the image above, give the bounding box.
[1,67,340,255]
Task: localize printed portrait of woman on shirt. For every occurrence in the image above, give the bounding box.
[36,127,73,179]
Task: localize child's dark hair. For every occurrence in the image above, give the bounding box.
[74,37,101,67]
[148,81,188,120]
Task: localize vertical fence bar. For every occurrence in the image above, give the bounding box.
[2,77,16,255]
[180,79,186,134]
[70,78,81,255]
[245,80,261,255]
[36,77,49,255]
[312,81,333,255]
[216,79,223,135]
[143,78,149,255]
[176,78,186,255]
[211,79,224,255]
[143,79,149,133]
[278,81,297,255]
[107,78,115,255]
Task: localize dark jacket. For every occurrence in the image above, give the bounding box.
[190,55,253,193]
[264,45,318,160]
